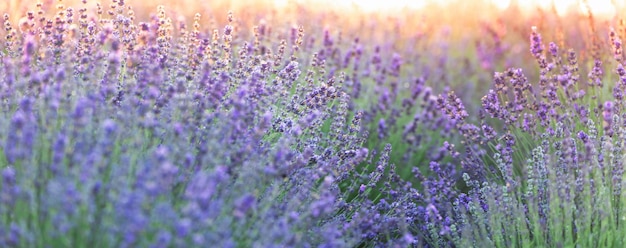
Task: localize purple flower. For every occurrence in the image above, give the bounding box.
[378,118,387,139]
[577,131,588,142]
[176,218,192,237]
[530,26,544,58]
[233,194,256,219]
[102,119,117,135]
[548,42,558,57]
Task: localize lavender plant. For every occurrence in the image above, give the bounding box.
[418,27,626,247]
[0,1,433,247]
[2,0,626,247]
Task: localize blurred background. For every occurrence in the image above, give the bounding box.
[1,0,622,44]
[1,0,624,107]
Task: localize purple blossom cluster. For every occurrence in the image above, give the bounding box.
[1,0,626,247]
[422,24,626,246]
[0,1,462,247]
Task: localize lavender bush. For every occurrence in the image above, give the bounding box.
[429,27,626,247]
[1,0,626,247]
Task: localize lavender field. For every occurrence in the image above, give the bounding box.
[1,0,626,247]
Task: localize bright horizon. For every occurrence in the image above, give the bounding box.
[274,0,619,17]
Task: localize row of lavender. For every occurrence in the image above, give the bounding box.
[429,25,626,247]
[1,0,625,247]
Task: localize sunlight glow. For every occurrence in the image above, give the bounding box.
[273,0,618,17]
[345,0,428,11]
[579,0,617,16]
[491,0,511,10]
[531,0,616,16]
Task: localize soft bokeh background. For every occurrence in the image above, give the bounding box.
[3,0,624,116]
[3,0,622,55]
[2,0,621,46]
[1,0,621,41]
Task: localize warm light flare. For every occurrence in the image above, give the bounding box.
[491,0,511,10]
[579,0,617,16]
[273,0,618,17]
[532,0,616,16]
[273,0,428,11]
